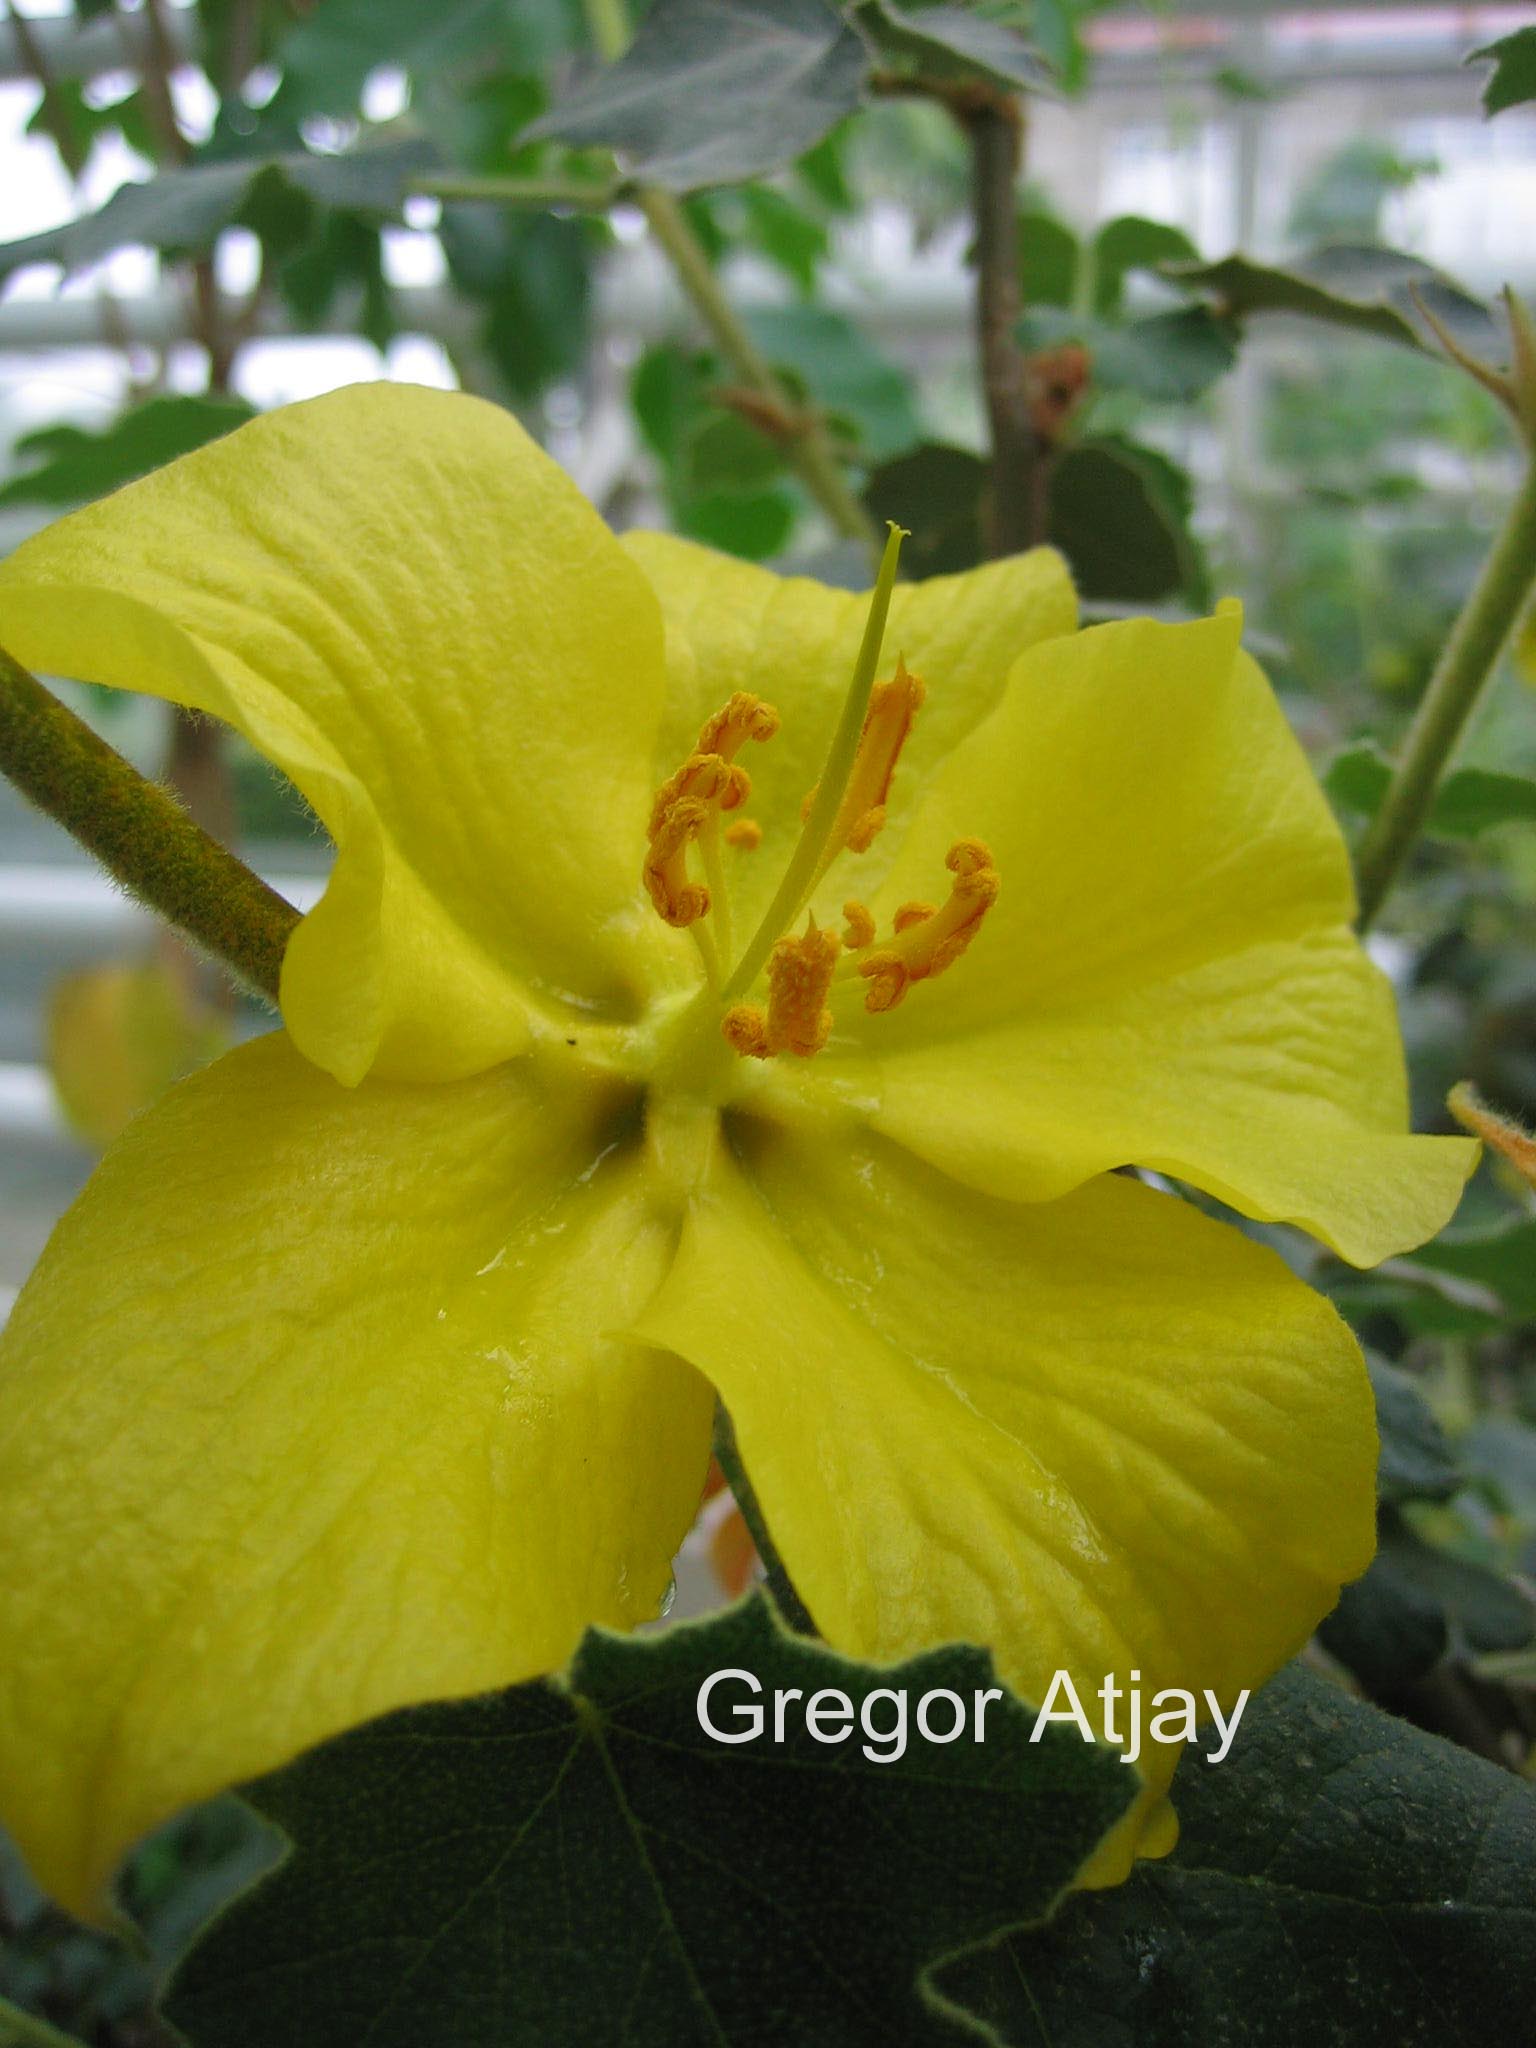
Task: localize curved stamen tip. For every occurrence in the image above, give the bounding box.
[858,839,999,1013]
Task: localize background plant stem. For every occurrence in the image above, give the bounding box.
[712,1406,818,1636]
[580,0,880,560]
[1354,456,1536,930]
[958,91,1043,556]
[0,646,298,999]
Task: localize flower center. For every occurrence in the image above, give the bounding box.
[640,524,997,1062]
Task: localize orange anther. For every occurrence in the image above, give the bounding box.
[857,839,998,1012]
[725,818,763,850]
[842,900,876,950]
[644,695,778,929]
[723,919,842,1059]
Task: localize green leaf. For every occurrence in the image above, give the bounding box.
[1413,1215,1536,1323]
[1378,1513,1536,1656]
[736,186,828,295]
[1017,207,1079,309]
[1325,740,1536,840]
[259,0,511,126]
[854,2,1054,93]
[1090,214,1199,317]
[439,205,593,399]
[1020,303,1236,403]
[1167,244,1501,363]
[1469,25,1536,116]
[0,138,441,284]
[933,1662,1536,2045]
[526,0,869,193]
[683,488,797,559]
[1317,1534,1450,1690]
[0,397,255,510]
[1047,434,1208,605]
[166,1596,1132,2048]
[744,302,921,459]
[1369,1353,1462,1505]
[864,442,986,576]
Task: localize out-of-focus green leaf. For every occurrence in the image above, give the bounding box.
[1326,741,1536,840]
[440,205,592,398]
[1469,25,1536,115]
[526,0,868,192]
[1090,213,1198,316]
[1383,1512,1536,1655]
[632,342,795,560]
[0,138,441,283]
[1021,303,1235,402]
[745,302,921,459]
[1047,434,1208,605]
[167,1597,1130,2048]
[934,1662,1536,2045]
[853,2,1053,93]
[736,186,827,294]
[1168,244,1501,363]
[258,0,513,126]
[864,442,985,576]
[1369,1353,1463,1505]
[0,397,255,509]
[1017,207,1079,308]
[1413,1215,1536,1322]
[1317,1538,1449,1689]
[275,211,394,352]
[1288,139,1439,245]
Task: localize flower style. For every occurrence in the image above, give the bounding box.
[0,384,1475,1920]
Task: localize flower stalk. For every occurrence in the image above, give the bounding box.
[712,1405,817,1636]
[0,644,298,999]
[1353,454,1536,930]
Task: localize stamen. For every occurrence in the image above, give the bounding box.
[807,656,926,863]
[856,840,998,1012]
[643,694,778,929]
[725,818,762,850]
[722,918,841,1059]
[842,900,875,950]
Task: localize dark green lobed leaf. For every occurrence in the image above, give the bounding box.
[0,139,441,286]
[526,0,869,193]
[166,1596,1132,2048]
[0,397,255,510]
[1167,244,1501,363]
[932,1662,1536,2046]
[853,2,1054,94]
[1368,1353,1463,1506]
[1468,26,1536,117]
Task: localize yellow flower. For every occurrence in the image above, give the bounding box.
[0,384,1474,1920]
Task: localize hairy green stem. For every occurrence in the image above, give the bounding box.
[712,1406,817,1636]
[0,646,299,999]
[1354,457,1536,930]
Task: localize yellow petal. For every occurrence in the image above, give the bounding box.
[792,611,1474,1265]
[623,531,1077,939]
[636,1123,1376,1883]
[0,1034,712,1918]
[0,385,669,1086]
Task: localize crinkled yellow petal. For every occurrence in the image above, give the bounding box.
[635,1123,1376,1885]
[0,1034,712,1920]
[622,531,1077,939]
[0,384,669,1086]
[782,611,1474,1265]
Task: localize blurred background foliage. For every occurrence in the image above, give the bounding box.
[0,0,1534,2038]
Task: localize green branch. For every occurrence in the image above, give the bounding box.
[1353,458,1536,930]
[0,645,299,999]
[578,0,880,560]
